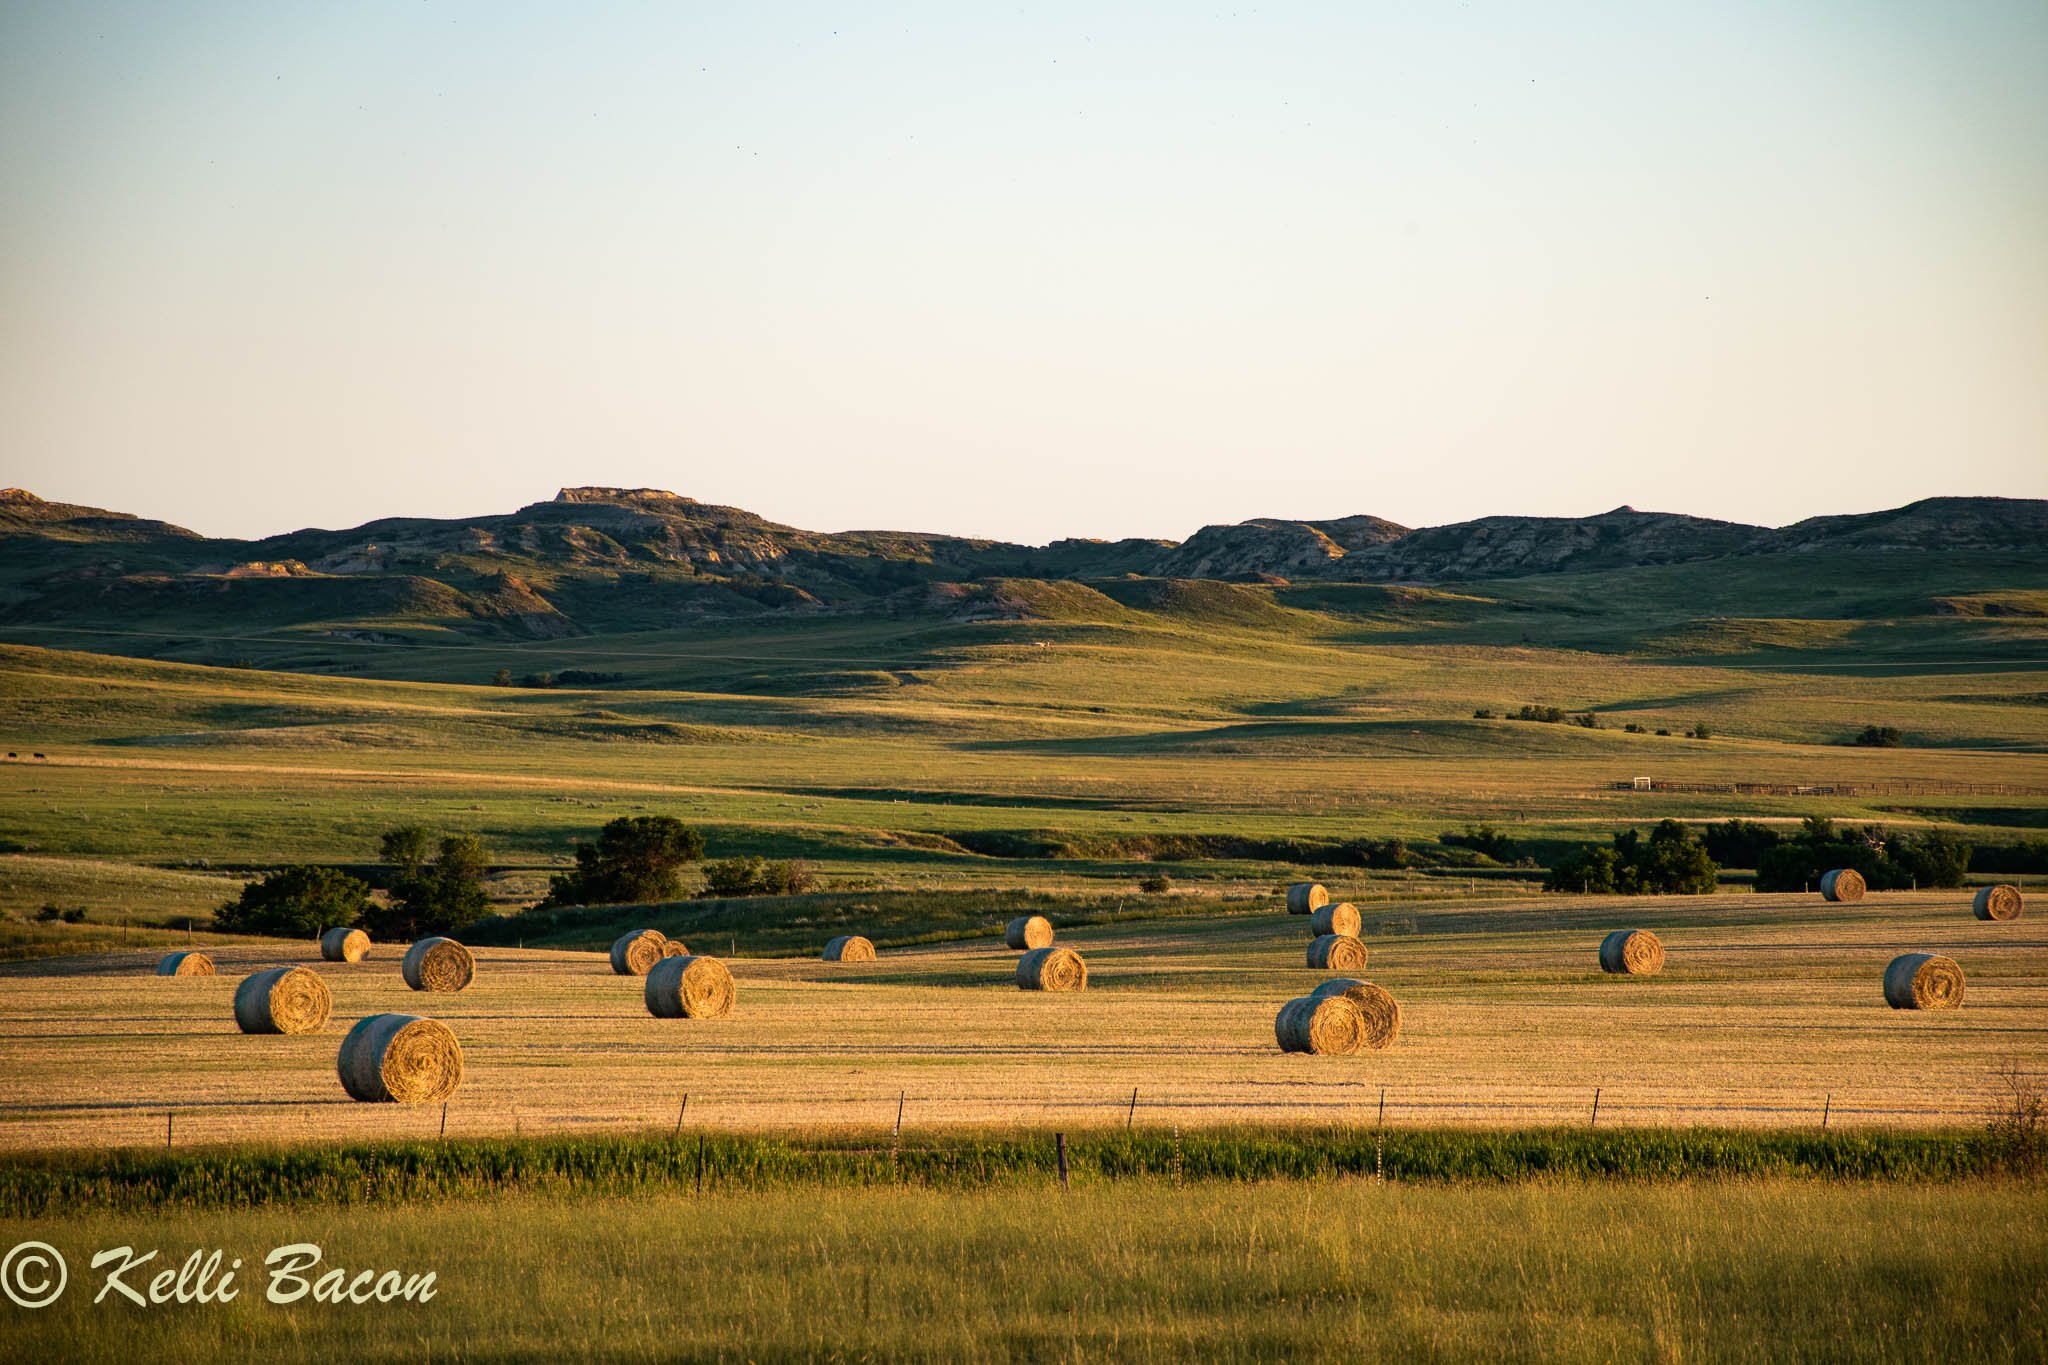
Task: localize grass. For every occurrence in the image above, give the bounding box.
[1,1178,2041,1361]
[0,1127,2009,1216]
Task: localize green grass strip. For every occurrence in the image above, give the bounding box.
[0,1126,2008,1216]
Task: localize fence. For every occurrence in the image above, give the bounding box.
[1611,780,2048,797]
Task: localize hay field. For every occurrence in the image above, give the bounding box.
[1,889,2038,1151]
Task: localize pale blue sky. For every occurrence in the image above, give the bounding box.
[3,2,2043,542]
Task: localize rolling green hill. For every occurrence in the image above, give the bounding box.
[0,485,2042,947]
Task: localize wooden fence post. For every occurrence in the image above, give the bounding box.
[1056,1132,1070,1192]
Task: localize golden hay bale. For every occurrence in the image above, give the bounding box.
[660,939,691,958]
[1286,882,1330,915]
[646,954,736,1018]
[822,934,877,962]
[232,966,332,1035]
[401,937,476,993]
[1598,929,1665,976]
[1310,901,1362,938]
[320,927,370,963]
[1308,978,1402,1051]
[1274,994,1366,1054]
[1973,884,2023,922]
[1884,952,1965,1010]
[1820,868,1866,903]
[1004,915,1054,950]
[336,1013,463,1104]
[1306,934,1368,971]
[1016,945,1087,992]
[610,929,668,976]
[155,951,214,977]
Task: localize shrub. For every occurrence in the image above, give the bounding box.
[1342,837,1414,870]
[1138,873,1172,894]
[1853,725,1904,748]
[35,904,61,923]
[491,668,513,687]
[1440,824,1518,862]
[1623,722,1647,734]
[1690,723,1713,740]
[60,907,86,924]
[1571,713,1599,729]
[545,816,707,907]
[1512,704,1568,723]
[215,866,373,938]
[700,857,814,898]
[1471,708,1497,719]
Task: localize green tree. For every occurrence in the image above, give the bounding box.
[367,832,491,938]
[1546,846,1619,894]
[1546,821,1719,895]
[379,826,433,880]
[1616,821,1720,894]
[215,866,372,938]
[1890,830,1972,889]
[545,816,706,907]
[1701,819,1781,869]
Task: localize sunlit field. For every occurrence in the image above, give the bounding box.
[3,1180,2042,1362]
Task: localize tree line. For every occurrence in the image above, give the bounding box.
[213,816,822,940]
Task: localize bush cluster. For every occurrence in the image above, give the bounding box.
[700,857,817,898]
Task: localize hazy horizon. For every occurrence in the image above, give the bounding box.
[4,3,2044,543]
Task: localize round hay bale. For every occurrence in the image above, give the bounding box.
[1972,884,2023,922]
[1286,882,1330,915]
[1309,901,1361,938]
[1016,945,1087,992]
[610,929,668,976]
[401,937,475,993]
[1820,868,1866,903]
[155,951,214,977]
[320,927,370,963]
[1306,934,1368,971]
[1598,929,1665,976]
[1004,915,1054,950]
[645,955,736,1018]
[822,934,876,962]
[232,966,332,1035]
[660,939,691,957]
[336,1013,463,1104]
[1308,978,1401,1051]
[1883,952,1964,1010]
[1274,994,1366,1055]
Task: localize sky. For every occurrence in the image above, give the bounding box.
[2,2,2044,544]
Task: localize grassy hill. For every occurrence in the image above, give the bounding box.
[0,487,2041,947]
